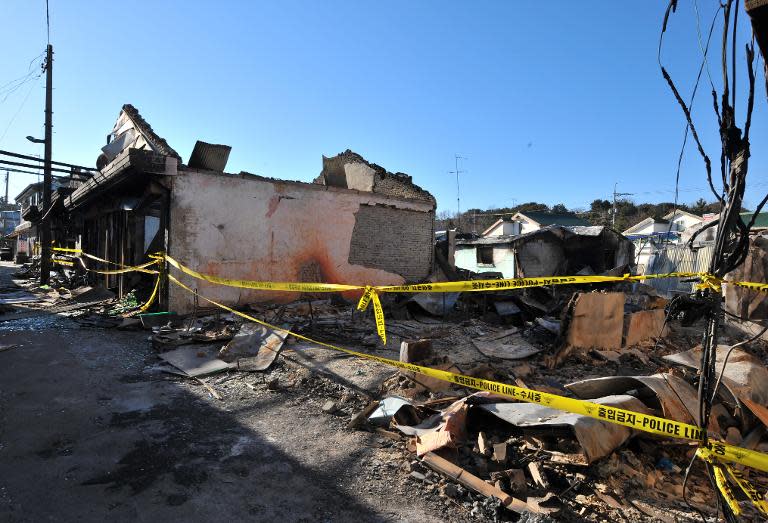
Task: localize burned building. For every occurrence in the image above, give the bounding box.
[53,105,436,311]
[455,225,635,278]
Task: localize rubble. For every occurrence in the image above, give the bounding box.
[219,323,289,371]
[479,394,652,464]
[7,252,768,521]
[566,374,722,431]
[564,292,625,351]
[158,346,235,377]
[663,344,768,406]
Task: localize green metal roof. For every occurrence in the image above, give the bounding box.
[521,211,591,227]
[741,211,768,229]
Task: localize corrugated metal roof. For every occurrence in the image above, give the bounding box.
[742,211,768,230]
[456,224,626,246]
[188,141,231,172]
[521,211,591,227]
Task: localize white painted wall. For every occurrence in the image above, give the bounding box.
[667,212,701,232]
[628,221,670,236]
[168,170,434,312]
[518,217,540,235]
[455,245,516,278]
[485,221,520,237]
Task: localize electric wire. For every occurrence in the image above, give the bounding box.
[0,78,40,146]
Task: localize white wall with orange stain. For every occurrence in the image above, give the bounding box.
[167,169,434,312]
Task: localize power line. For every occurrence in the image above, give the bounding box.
[0,159,83,176]
[0,70,43,102]
[0,149,96,172]
[0,69,39,94]
[0,79,40,146]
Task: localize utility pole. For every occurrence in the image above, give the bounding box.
[611,182,633,228]
[448,155,466,229]
[40,44,53,285]
[4,170,8,205]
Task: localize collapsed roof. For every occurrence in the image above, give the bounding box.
[315,149,435,204]
[98,104,181,169]
[457,225,635,277]
[95,107,434,205]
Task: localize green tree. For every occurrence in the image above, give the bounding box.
[691,198,708,216]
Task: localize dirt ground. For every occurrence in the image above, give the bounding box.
[0,262,485,523]
[2,260,766,522]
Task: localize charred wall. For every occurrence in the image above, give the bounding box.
[167,170,434,312]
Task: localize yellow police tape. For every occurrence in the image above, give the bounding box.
[81,258,160,276]
[164,254,361,292]
[713,464,741,517]
[698,447,768,516]
[730,280,768,293]
[138,273,161,313]
[50,247,160,314]
[166,272,768,477]
[52,247,160,275]
[51,251,768,347]
[165,253,706,294]
[160,254,768,343]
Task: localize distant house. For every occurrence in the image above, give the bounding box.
[622,210,703,274]
[455,225,634,279]
[482,211,590,237]
[680,211,768,244]
[10,178,73,260]
[11,182,47,259]
[623,210,703,239]
[0,210,20,236]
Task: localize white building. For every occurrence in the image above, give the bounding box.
[482,211,591,238]
[457,212,592,277]
[622,210,703,274]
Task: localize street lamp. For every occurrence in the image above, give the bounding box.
[26,134,51,283]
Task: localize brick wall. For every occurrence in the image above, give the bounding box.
[348,204,434,281]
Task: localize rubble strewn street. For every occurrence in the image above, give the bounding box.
[3,2,768,521]
[3,254,768,521]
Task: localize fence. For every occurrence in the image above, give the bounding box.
[645,241,715,296]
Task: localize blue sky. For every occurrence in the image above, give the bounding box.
[1,1,766,212]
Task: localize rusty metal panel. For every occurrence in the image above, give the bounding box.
[187,141,231,172]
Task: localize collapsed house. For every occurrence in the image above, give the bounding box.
[47,105,436,311]
[454,225,635,278]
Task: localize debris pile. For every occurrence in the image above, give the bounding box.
[9,261,768,520]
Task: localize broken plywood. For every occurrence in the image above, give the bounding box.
[624,309,668,347]
[566,292,625,350]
